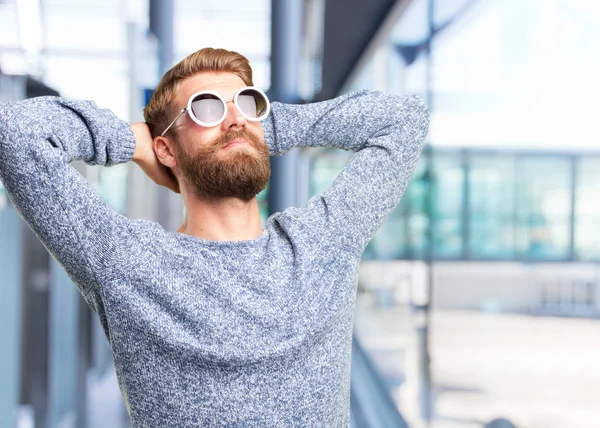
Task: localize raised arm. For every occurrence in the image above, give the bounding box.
[0,96,136,300]
[262,90,429,253]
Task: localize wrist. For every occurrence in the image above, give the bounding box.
[131,122,150,164]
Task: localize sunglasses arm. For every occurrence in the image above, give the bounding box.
[161,108,187,137]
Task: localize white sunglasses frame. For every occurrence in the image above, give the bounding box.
[160,86,271,137]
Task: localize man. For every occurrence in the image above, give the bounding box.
[0,48,429,426]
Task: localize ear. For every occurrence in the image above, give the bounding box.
[153,136,177,168]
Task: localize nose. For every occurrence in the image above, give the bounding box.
[221,99,247,130]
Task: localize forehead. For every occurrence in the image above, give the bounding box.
[175,72,247,105]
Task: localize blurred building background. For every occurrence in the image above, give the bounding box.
[1,0,600,427]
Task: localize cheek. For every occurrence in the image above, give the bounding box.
[178,126,218,148]
[180,113,217,139]
[251,123,265,141]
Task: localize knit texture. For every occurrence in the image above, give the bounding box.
[0,90,429,427]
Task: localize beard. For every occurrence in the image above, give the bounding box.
[176,128,271,202]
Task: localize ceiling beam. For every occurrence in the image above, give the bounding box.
[317,0,413,101]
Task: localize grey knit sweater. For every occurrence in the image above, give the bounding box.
[0,90,428,427]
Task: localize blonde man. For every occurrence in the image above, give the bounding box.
[0,48,429,426]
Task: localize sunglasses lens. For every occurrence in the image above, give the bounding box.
[190,94,225,125]
[237,89,269,120]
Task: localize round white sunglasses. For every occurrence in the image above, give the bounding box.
[161,86,271,136]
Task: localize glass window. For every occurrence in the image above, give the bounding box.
[310,151,426,260]
[363,214,408,260]
[430,153,464,258]
[98,165,129,214]
[400,155,429,259]
[44,9,125,53]
[468,155,516,259]
[44,55,129,119]
[309,150,350,196]
[0,3,19,47]
[361,155,429,260]
[0,181,6,211]
[575,157,600,260]
[364,151,466,261]
[515,157,572,260]
[390,0,428,45]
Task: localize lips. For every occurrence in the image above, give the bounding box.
[222,138,252,149]
[213,129,261,152]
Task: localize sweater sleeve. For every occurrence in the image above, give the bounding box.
[0,96,136,299]
[261,90,429,253]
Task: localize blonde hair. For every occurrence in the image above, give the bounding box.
[143,47,254,138]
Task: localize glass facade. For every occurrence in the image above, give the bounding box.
[515,157,572,260]
[468,154,516,259]
[344,2,600,427]
[326,0,600,263]
[309,150,600,262]
[576,158,600,260]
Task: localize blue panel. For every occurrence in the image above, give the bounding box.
[143,88,155,107]
[0,205,23,428]
[47,260,79,426]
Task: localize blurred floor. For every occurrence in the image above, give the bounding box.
[354,295,600,428]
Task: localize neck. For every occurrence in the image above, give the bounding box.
[177,188,263,242]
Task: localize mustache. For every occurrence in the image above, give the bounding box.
[211,129,264,151]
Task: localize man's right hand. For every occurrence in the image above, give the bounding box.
[131,122,180,194]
